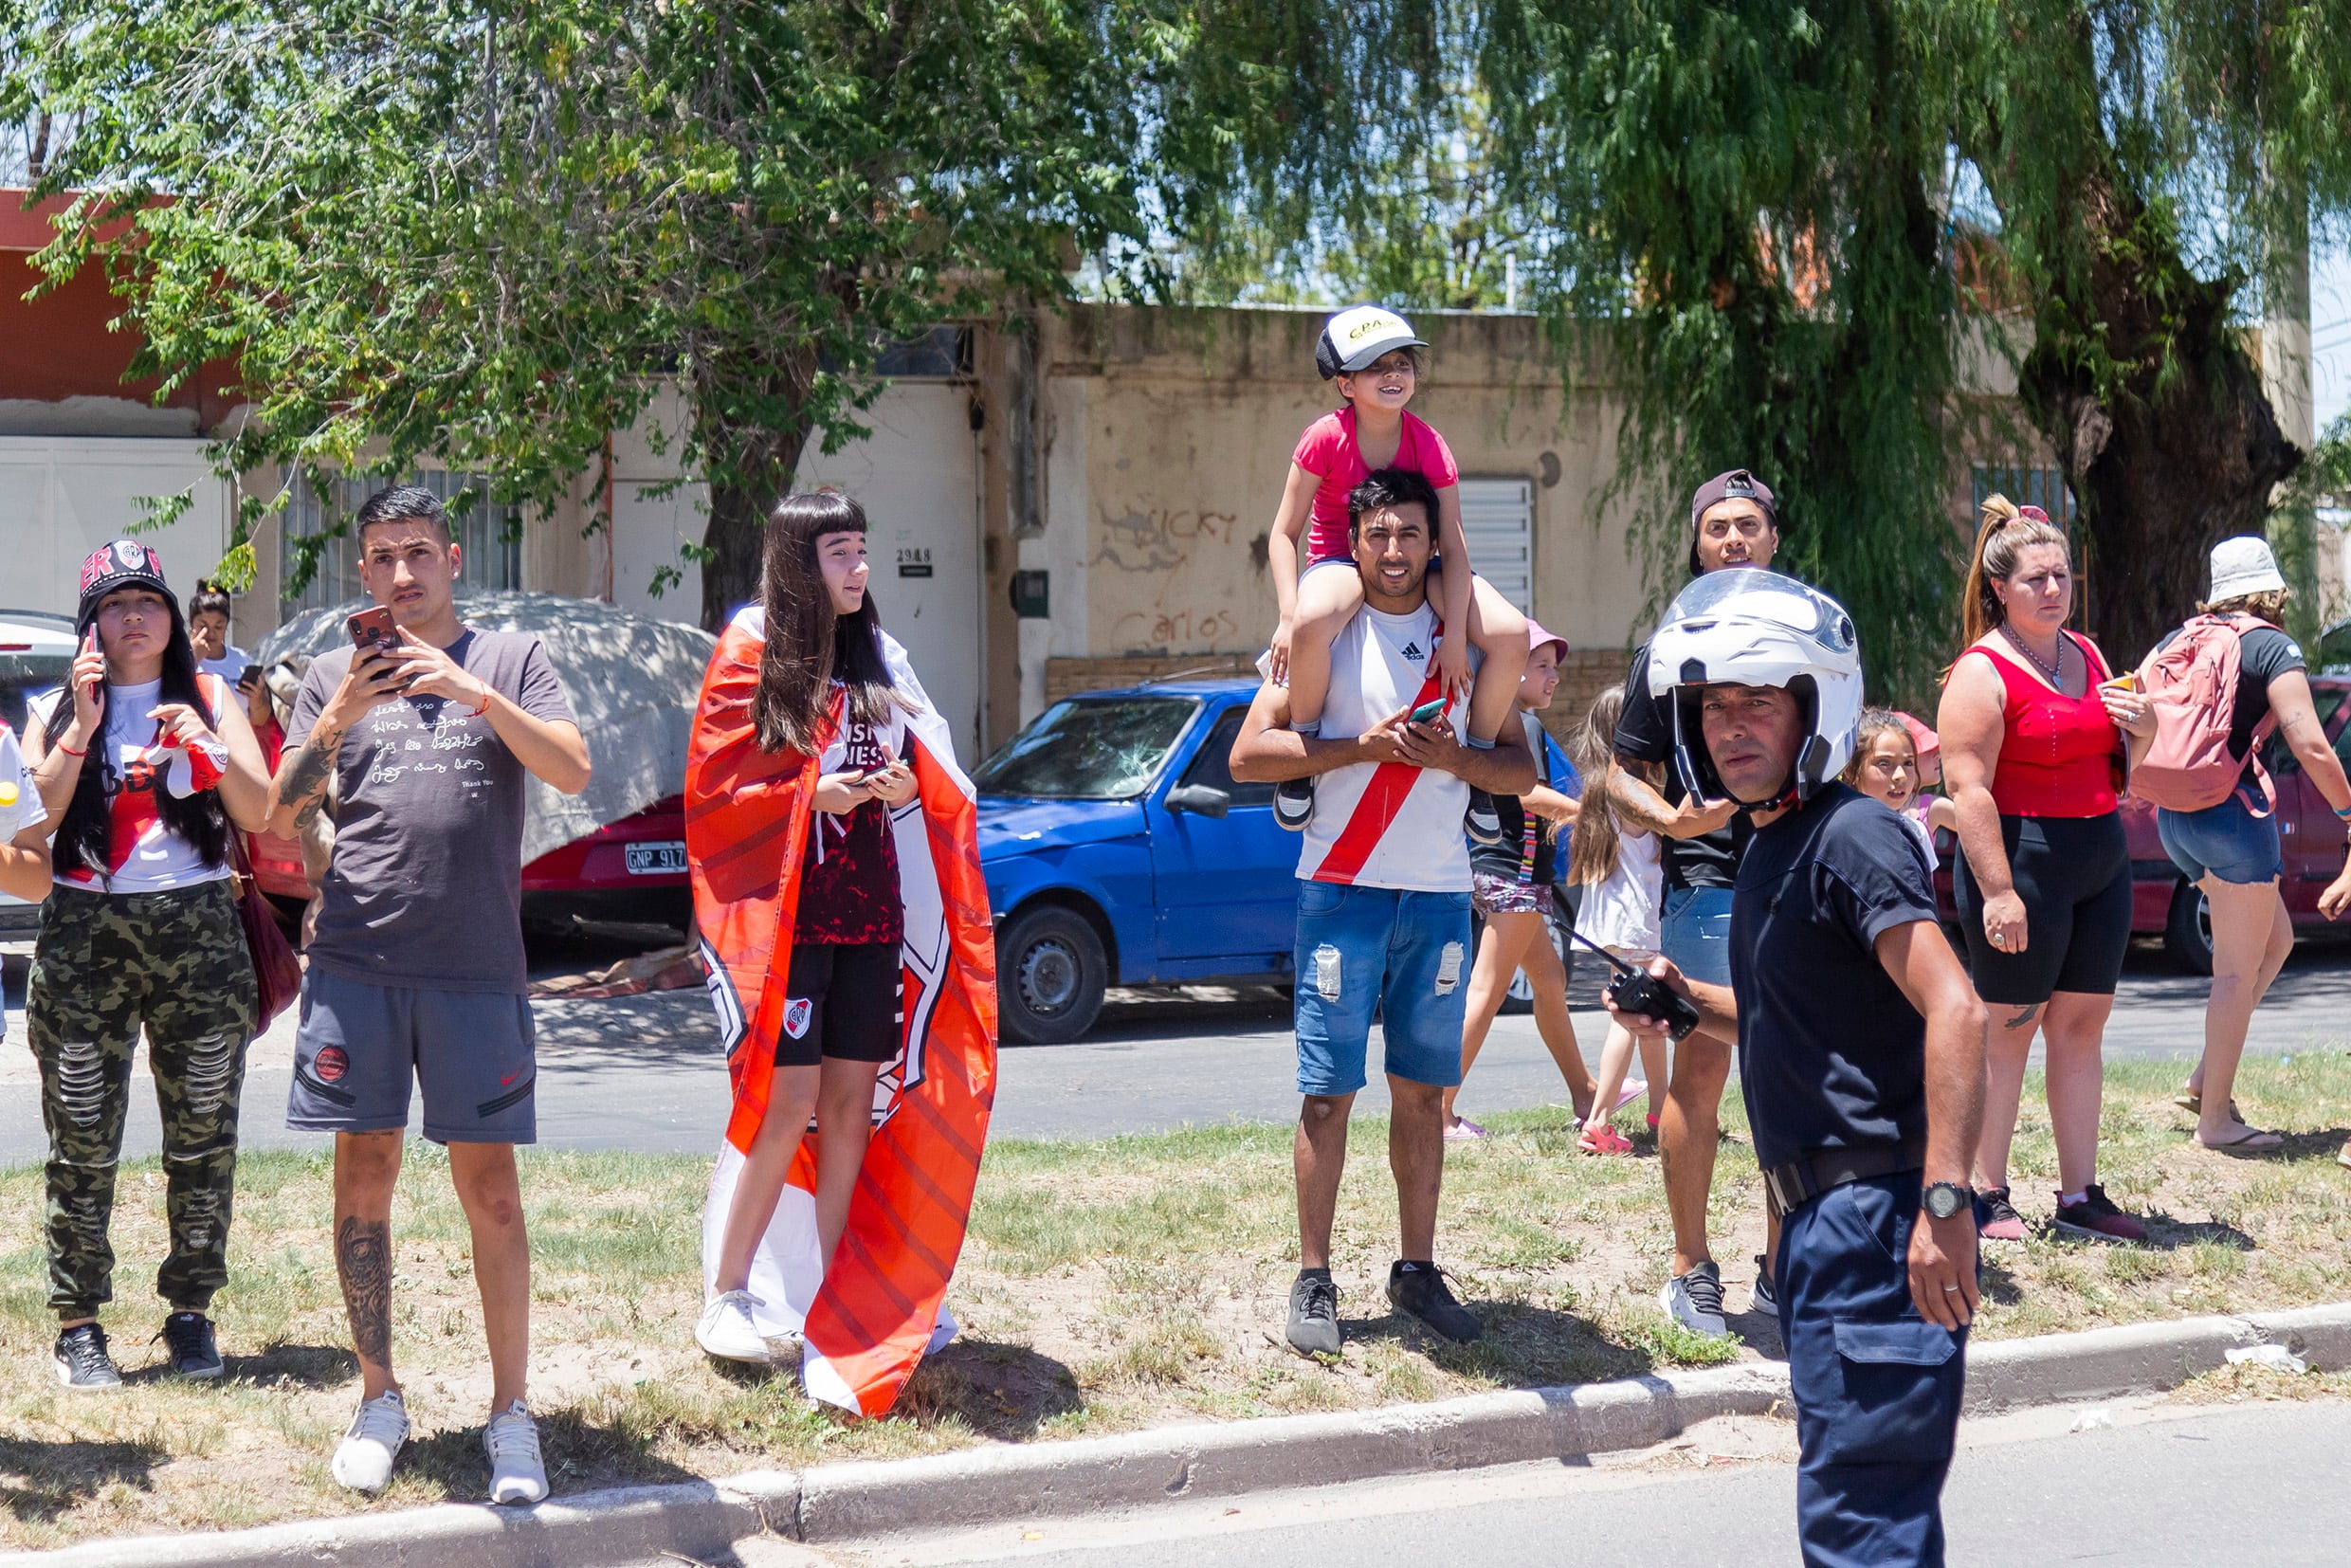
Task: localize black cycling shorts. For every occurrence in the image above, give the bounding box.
[1953,811,2130,1006]
[775,941,902,1067]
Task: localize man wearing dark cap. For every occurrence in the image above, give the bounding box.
[1612,468,1781,1338]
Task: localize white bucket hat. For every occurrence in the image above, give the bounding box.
[2208,536,2287,602]
[1315,305,1429,379]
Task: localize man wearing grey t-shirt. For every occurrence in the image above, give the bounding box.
[268,484,591,1506]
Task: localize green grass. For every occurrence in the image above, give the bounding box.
[1,1050,2346,1545]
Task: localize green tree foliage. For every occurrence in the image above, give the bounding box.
[1157,0,2351,695]
[21,0,1169,627]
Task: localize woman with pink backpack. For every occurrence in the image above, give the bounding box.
[2138,538,2351,1158]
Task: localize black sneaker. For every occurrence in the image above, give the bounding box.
[1274,777,1315,832]
[1387,1261,1482,1342]
[54,1322,121,1391]
[161,1311,225,1378]
[1749,1254,1777,1319]
[2051,1184,2148,1245]
[1465,789,1504,847]
[1285,1269,1340,1356]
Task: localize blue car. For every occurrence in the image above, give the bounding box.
[975,678,1580,1044]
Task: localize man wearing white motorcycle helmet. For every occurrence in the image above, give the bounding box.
[1613,571,1987,1567]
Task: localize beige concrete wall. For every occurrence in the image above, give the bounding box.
[1043,305,1656,677]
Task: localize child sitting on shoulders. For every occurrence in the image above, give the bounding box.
[1265,305,1529,838]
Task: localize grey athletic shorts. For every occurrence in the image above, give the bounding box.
[286,969,538,1144]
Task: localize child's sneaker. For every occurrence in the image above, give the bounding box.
[1465,789,1504,846]
[1274,777,1315,831]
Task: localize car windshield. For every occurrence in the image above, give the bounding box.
[974,696,1199,799]
[0,652,71,738]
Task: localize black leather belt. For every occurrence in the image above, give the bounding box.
[1760,1138,1928,1219]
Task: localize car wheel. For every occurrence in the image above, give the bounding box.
[996,904,1109,1046]
[2164,879,2214,975]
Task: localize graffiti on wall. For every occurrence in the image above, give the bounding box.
[1096,501,1255,653]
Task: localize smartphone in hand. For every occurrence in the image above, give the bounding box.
[345,606,398,657]
[1409,698,1448,725]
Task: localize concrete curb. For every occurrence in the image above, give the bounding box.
[15,1304,2348,1565]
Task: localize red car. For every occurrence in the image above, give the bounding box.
[1935,672,2351,973]
[248,797,691,934]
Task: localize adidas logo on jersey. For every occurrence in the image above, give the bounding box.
[1399,642,1424,661]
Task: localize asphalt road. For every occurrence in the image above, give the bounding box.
[4,936,2350,1165]
[771,1396,2351,1567]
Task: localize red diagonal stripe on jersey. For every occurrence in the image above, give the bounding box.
[1312,666,1449,884]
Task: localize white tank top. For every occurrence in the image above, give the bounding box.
[1574,825,1662,956]
[1294,602,1479,892]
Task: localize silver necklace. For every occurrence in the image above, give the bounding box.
[2000,624,2069,690]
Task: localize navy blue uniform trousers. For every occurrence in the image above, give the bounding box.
[1777,1172,1968,1567]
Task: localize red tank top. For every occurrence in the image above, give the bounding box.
[1977,632,2120,817]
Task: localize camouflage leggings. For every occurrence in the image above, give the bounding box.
[28,882,259,1319]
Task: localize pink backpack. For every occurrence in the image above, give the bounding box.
[2131,612,2274,814]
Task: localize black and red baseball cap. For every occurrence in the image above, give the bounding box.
[76,539,174,630]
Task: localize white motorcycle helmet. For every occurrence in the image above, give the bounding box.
[1644,569,1865,808]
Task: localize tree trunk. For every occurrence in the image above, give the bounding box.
[690,351,815,633]
[2000,171,2301,669]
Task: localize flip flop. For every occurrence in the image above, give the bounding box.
[2196,1126,2284,1154]
[1612,1080,1649,1114]
[2174,1090,2245,1123]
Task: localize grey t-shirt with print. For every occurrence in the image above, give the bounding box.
[286,628,575,994]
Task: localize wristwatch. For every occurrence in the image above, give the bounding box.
[1923,1181,1974,1221]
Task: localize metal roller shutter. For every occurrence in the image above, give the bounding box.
[1457,477,1534,615]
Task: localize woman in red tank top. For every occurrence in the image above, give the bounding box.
[1937,499,2156,1245]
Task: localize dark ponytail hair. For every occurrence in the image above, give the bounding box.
[44,593,229,882]
[751,491,902,757]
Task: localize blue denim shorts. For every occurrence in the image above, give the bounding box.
[2157,791,2283,886]
[1292,881,1471,1095]
[1659,884,1735,986]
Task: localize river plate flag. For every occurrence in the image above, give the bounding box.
[685,609,998,1414]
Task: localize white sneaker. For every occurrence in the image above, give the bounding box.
[1659,1261,1729,1339]
[332,1389,410,1493]
[695,1289,773,1364]
[484,1399,549,1505]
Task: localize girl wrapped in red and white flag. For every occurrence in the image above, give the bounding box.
[684,491,997,1415]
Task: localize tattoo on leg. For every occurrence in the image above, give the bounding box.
[2004,1003,2042,1030]
[337,1214,392,1368]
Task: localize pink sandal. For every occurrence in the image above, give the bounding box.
[1578,1122,1633,1156]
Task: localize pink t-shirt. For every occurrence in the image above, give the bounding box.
[1292,407,1459,561]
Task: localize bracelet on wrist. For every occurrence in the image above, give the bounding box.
[468,683,492,717]
[2335,803,2351,821]
[55,740,86,757]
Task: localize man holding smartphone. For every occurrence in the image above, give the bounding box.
[1231,467,1535,1358]
[268,484,591,1505]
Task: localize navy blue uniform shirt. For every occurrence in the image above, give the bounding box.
[1728,782,1941,1172]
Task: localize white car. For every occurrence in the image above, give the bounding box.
[0,609,78,938]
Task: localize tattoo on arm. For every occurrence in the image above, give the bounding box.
[2003,1002,2041,1030]
[282,729,342,829]
[336,1214,393,1369]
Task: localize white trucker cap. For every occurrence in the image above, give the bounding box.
[1315,305,1429,379]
